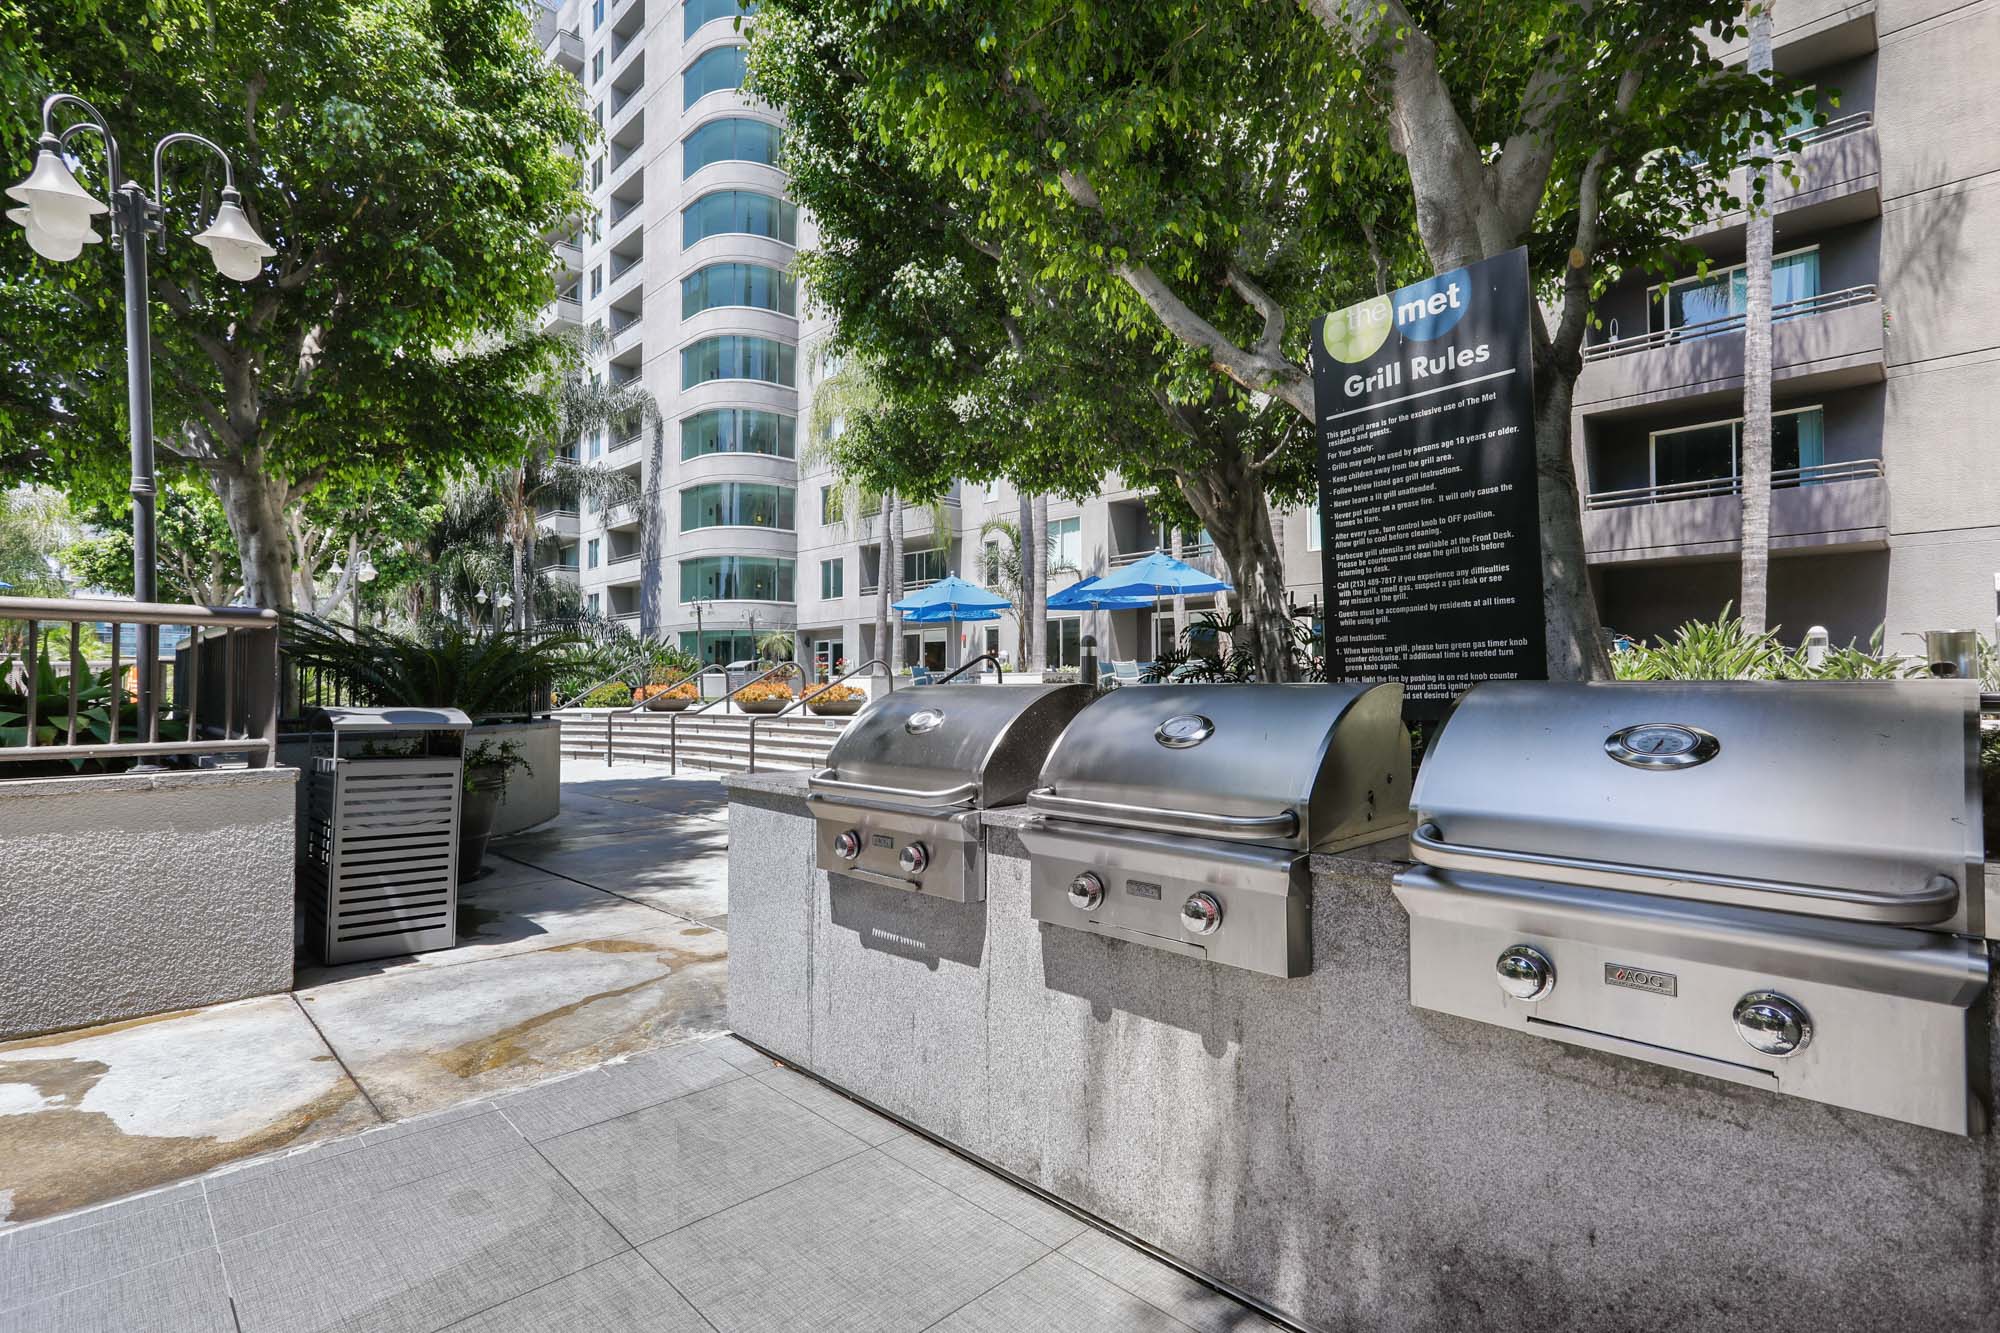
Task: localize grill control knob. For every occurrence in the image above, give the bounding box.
[898,841,930,876]
[832,830,862,861]
[1067,872,1105,911]
[1495,945,1555,1001]
[1733,991,1812,1057]
[1180,892,1223,936]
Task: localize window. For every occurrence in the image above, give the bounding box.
[591,155,604,187]
[1305,500,1321,552]
[588,592,600,614]
[1049,618,1082,669]
[983,626,1000,655]
[986,479,1003,501]
[681,191,797,247]
[587,538,601,569]
[686,0,757,37]
[1650,247,1820,334]
[1049,516,1081,573]
[679,555,795,601]
[682,263,797,317]
[1650,406,1827,491]
[589,427,603,460]
[680,408,797,460]
[592,0,604,30]
[589,265,603,298]
[557,544,578,569]
[820,558,844,599]
[589,214,602,243]
[682,117,781,176]
[683,46,747,108]
[902,546,947,586]
[591,49,605,83]
[983,540,1001,585]
[680,335,796,388]
[680,481,796,530]
[820,486,843,525]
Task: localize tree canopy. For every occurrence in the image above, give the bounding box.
[1,0,592,609]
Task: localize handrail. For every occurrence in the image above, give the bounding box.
[671,660,806,774]
[748,657,890,774]
[1026,787,1301,843]
[554,647,653,711]
[1581,284,1878,362]
[621,662,726,714]
[937,652,1005,685]
[1584,458,1884,511]
[1408,822,1958,926]
[810,767,980,807]
[0,595,279,773]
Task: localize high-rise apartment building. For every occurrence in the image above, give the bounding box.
[541,0,1998,671]
[535,0,804,662]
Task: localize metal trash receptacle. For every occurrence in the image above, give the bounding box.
[724,659,766,697]
[299,706,473,964]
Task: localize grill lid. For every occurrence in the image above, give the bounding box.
[1029,682,1408,853]
[814,683,1097,809]
[1411,680,1984,930]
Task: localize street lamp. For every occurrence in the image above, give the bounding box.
[8,93,275,731]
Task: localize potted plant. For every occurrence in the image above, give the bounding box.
[803,682,867,717]
[459,739,533,882]
[635,679,700,711]
[733,678,796,715]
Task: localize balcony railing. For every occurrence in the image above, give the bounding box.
[1582,285,1877,363]
[545,28,583,71]
[1,596,279,774]
[1790,110,1871,148]
[1109,543,1216,567]
[1584,457,1884,510]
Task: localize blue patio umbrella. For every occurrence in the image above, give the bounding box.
[1087,551,1233,660]
[901,603,1002,623]
[891,575,1010,672]
[1047,575,1152,611]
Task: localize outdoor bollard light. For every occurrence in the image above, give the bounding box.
[8,93,275,741]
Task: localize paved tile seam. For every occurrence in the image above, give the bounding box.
[286,991,389,1124]
[1,1236,229,1323]
[629,1246,726,1333]
[910,1248,1063,1333]
[489,850,716,931]
[577,1130,882,1250]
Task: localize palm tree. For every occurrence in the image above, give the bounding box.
[1739,1,1778,633]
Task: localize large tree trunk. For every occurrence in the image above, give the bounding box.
[874,494,892,680]
[1530,351,1611,682]
[212,461,297,612]
[1029,494,1050,670]
[1015,492,1037,667]
[886,492,905,672]
[1177,450,1296,683]
[1739,4,1777,634]
[511,537,529,634]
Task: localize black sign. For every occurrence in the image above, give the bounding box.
[1312,247,1545,720]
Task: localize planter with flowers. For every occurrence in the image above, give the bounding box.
[733,679,797,715]
[636,679,700,712]
[803,683,867,717]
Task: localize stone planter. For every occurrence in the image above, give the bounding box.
[806,697,865,717]
[736,697,790,715]
[458,774,504,882]
[643,693,696,712]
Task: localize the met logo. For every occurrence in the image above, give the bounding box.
[1321,267,1472,365]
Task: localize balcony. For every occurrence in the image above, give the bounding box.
[537,508,579,539]
[1698,113,1880,242]
[541,562,581,584]
[545,27,583,73]
[1582,458,1887,565]
[1576,285,1882,415]
[602,553,644,584]
[542,293,583,333]
[554,239,583,276]
[852,498,959,541]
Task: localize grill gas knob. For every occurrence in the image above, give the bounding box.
[1180,892,1223,937]
[1494,945,1555,1001]
[1067,872,1105,911]
[832,830,862,861]
[1733,991,1812,1057]
[898,841,930,876]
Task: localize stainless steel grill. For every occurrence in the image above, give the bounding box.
[1396,680,1992,1135]
[1021,683,1412,977]
[808,682,1097,902]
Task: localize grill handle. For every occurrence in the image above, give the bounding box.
[1027,787,1300,842]
[809,769,980,807]
[1409,822,1960,925]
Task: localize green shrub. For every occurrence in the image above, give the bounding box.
[579,682,632,707]
[284,614,586,719]
[1611,609,1916,682]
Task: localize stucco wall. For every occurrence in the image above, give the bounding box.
[276,717,560,839]
[0,767,297,1042]
[726,775,2000,1332]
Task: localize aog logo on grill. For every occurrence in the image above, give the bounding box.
[1604,963,1678,997]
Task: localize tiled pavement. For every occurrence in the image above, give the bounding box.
[0,1035,1279,1333]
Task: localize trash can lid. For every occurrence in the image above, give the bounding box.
[306,706,474,732]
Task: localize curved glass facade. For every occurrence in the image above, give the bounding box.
[683,263,796,317]
[681,481,796,531]
[682,190,797,247]
[682,118,781,176]
[685,0,757,38]
[679,555,795,602]
[681,408,796,460]
[681,335,796,388]
[683,45,746,108]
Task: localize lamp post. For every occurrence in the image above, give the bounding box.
[8,94,274,733]
[692,600,707,663]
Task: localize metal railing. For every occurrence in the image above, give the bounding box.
[1,595,277,773]
[670,660,805,774]
[936,652,1005,684]
[1791,110,1872,148]
[747,657,889,773]
[1585,457,1884,510]
[1581,284,1878,362]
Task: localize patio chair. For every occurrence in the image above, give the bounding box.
[911,664,934,687]
[1108,659,1141,688]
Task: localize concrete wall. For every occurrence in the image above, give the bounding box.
[472,719,561,836]
[0,768,297,1042]
[726,775,2000,1332]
